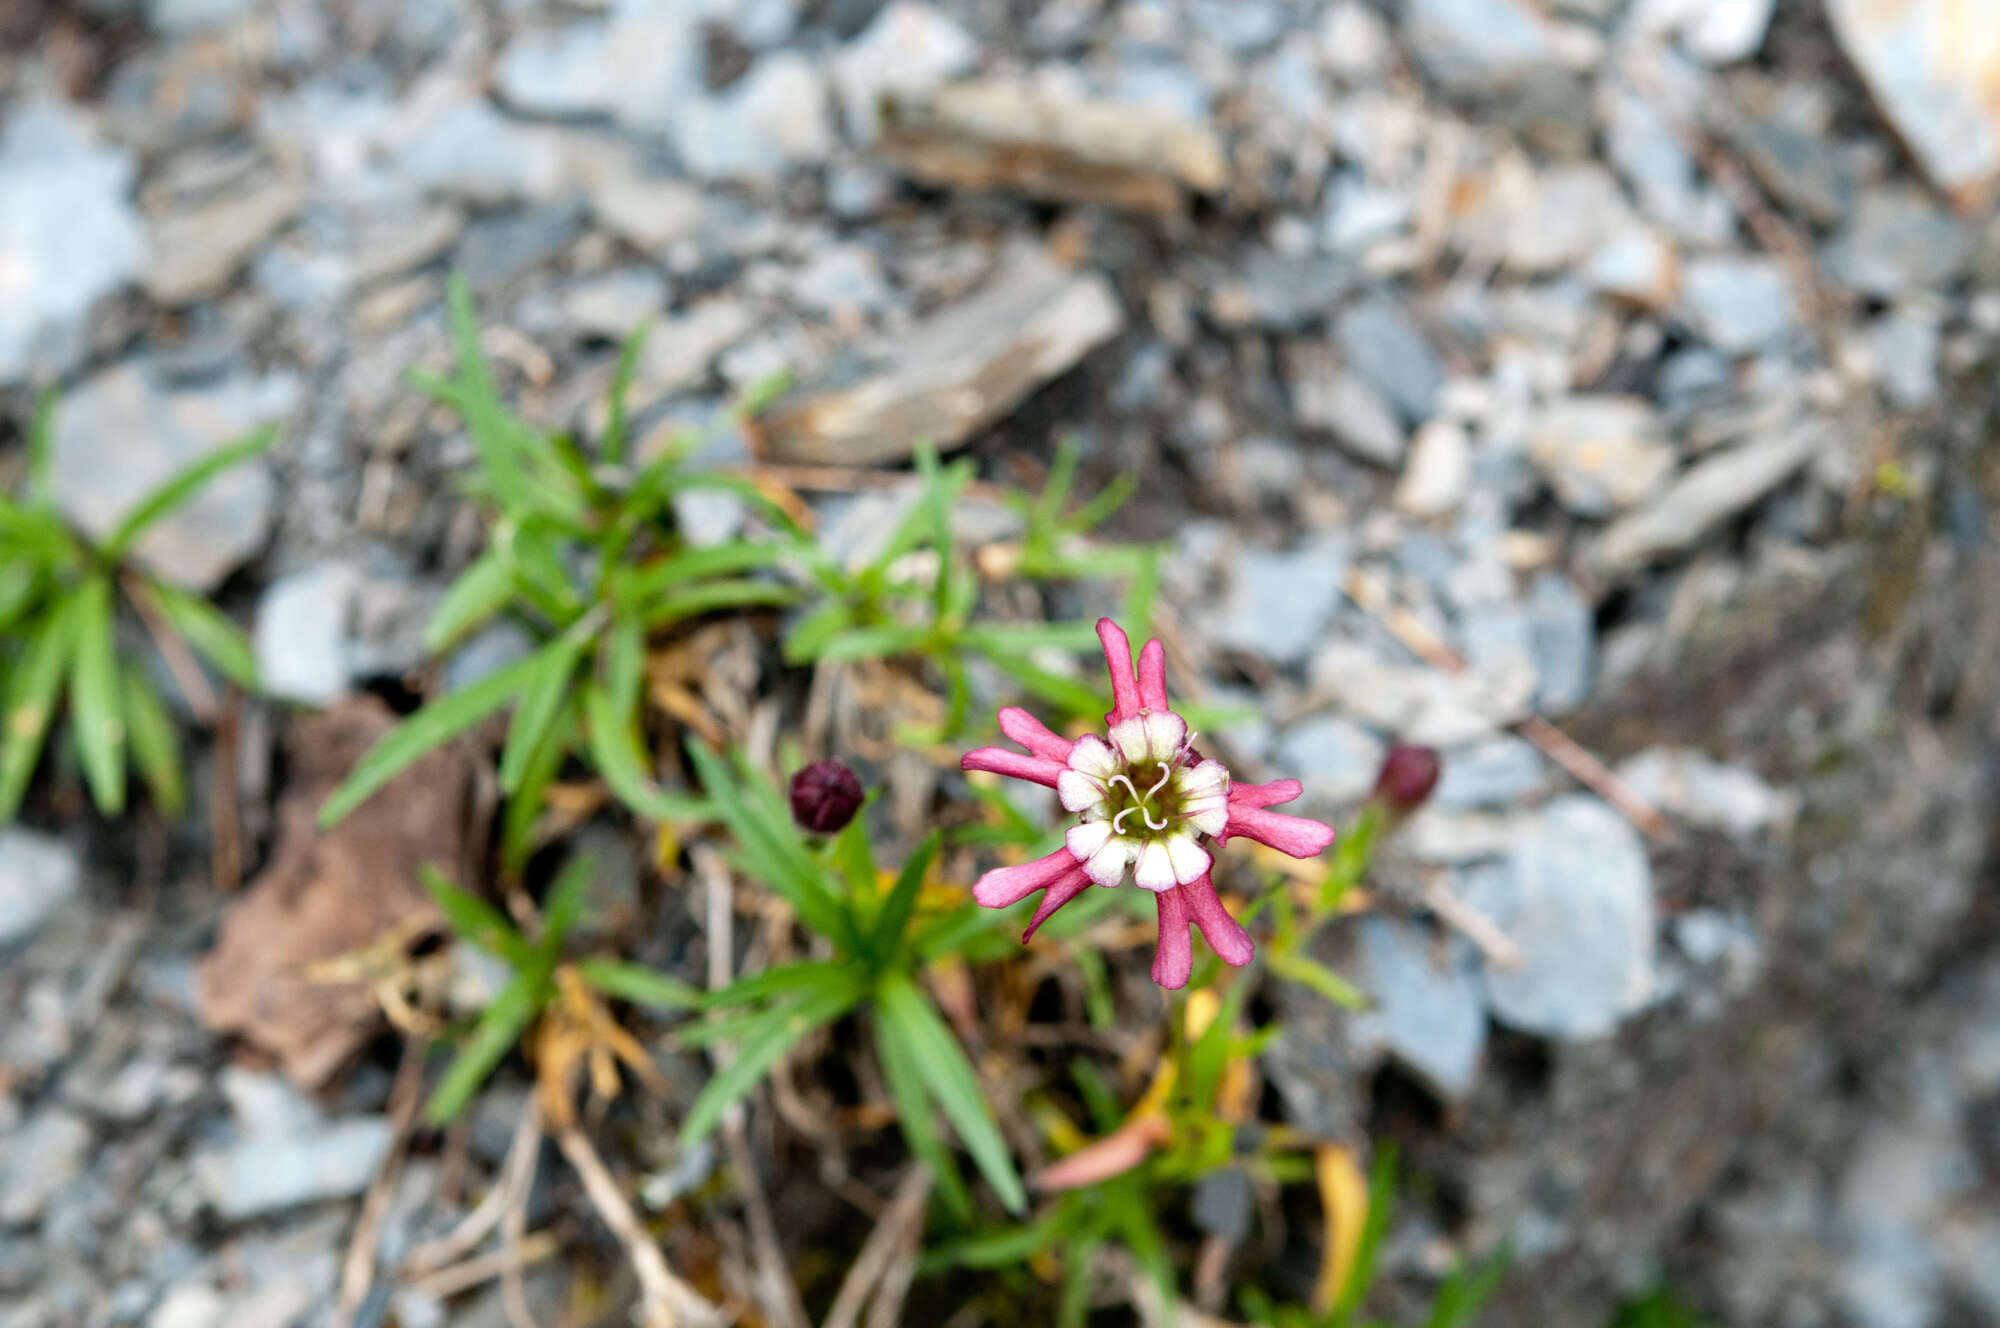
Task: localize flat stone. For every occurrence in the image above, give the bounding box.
[1526,395,1676,517]
[1208,249,1355,331]
[879,75,1226,214]
[1285,342,1407,467]
[1600,78,1728,243]
[0,101,145,387]
[1525,570,1594,713]
[577,151,703,252]
[254,563,360,706]
[1404,0,1578,96]
[1274,713,1387,805]
[458,201,583,295]
[1402,808,1514,863]
[1470,796,1655,1040]
[393,99,566,206]
[1615,747,1797,839]
[1499,162,1630,275]
[1630,0,1775,64]
[1869,309,1941,410]
[831,0,981,142]
[0,828,82,949]
[1714,110,1856,226]
[147,0,255,32]
[1347,917,1488,1099]
[195,1116,394,1221]
[1585,224,1680,312]
[144,171,305,305]
[788,245,893,319]
[1201,534,1352,667]
[150,1283,226,1328]
[1827,0,2000,206]
[349,203,465,289]
[1309,643,1510,746]
[1587,429,1818,580]
[752,245,1123,464]
[496,22,620,118]
[634,297,755,398]
[51,360,291,592]
[1680,256,1796,355]
[1395,420,1473,517]
[0,1110,92,1227]
[1824,187,1974,299]
[676,52,835,182]
[1434,736,1544,809]
[1334,297,1443,425]
[560,268,670,341]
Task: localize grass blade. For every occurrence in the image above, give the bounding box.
[876,970,1026,1214]
[1267,950,1368,1011]
[874,1000,971,1220]
[602,319,651,467]
[498,627,590,793]
[421,865,533,969]
[68,576,126,815]
[103,425,277,561]
[141,578,257,691]
[537,851,595,953]
[423,549,514,654]
[120,663,184,815]
[869,830,941,961]
[644,577,796,629]
[677,979,864,1150]
[685,740,851,945]
[699,958,861,1011]
[318,647,543,828]
[26,386,56,509]
[0,598,80,820]
[576,958,702,1011]
[501,704,573,877]
[582,676,705,823]
[425,971,540,1125]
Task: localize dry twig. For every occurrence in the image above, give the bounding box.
[403,1094,545,1277]
[821,1166,933,1328]
[336,1041,428,1325]
[406,1231,563,1300]
[553,1124,728,1328]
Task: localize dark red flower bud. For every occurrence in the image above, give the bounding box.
[1372,744,1441,815]
[789,760,864,834]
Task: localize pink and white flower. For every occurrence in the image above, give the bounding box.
[961,618,1337,989]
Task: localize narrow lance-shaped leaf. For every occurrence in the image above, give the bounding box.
[875,971,1027,1215]
[120,663,185,816]
[68,575,127,815]
[678,979,865,1150]
[575,958,703,1012]
[874,1002,972,1221]
[583,677,706,824]
[869,830,941,960]
[602,319,651,467]
[140,578,257,692]
[423,549,514,654]
[498,624,593,794]
[103,425,278,561]
[425,971,541,1125]
[26,386,56,510]
[420,865,534,970]
[0,597,81,821]
[319,648,546,828]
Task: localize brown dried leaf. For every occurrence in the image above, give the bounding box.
[195,696,488,1089]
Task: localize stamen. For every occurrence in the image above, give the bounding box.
[1142,761,1173,802]
[1142,805,1168,831]
[1107,773,1143,801]
[1112,805,1137,834]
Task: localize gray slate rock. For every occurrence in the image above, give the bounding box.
[1335,298,1443,425]
[144,171,304,305]
[1274,713,1386,804]
[1202,534,1352,667]
[1526,570,1594,713]
[1824,188,1973,299]
[677,53,834,182]
[194,1071,394,1221]
[147,0,257,32]
[1433,737,1544,809]
[1348,917,1488,1099]
[1526,396,1676,517]
[0,829,83,949]
[1468,796,1655,1040]
[254,563,360,706]
[394,100,565,206]
[831,0,981,143]
[1404,0,1574,96]
[51,360,292,592]
[0,101,145,387]
[1588,429,1818,580]
[1681,256,1796,354]
[496,22,620,118]
[0,1110,93,1227]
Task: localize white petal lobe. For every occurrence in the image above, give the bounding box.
[1133,840,1176,891]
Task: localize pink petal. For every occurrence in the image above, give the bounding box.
[1136,638,1169,712]
[1221,805,1337,859]
[1229,778,1303,809]
[1097,618,1141,723]
[973,848,1082,909]
[1020,867,1092,941]
[1151,885,1194,990]
[1181,873,1255,967]
[961,747,1066,789]
[997,706,1075,762]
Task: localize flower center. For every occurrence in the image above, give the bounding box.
[1107,762,1179,835]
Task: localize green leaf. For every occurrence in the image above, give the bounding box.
[933,1212,1068,1270]
[0,559,43,635]
[425,971,541,1125]
[26,386,56,510]
[501,704,574,878]
[0,598,79,820]
[1332,1145,1399,1322]
[438,275,535,517]
[68,576,126,815]
[423,549,515,654]
[103,425,278,561]
[600,615,645,718]
[875,970,1026,1214]
[576,958,702,1011]
[869,831,940,961]
[120,663,184,815]
[1425,1245,1511,1328]
[677,978,864,1150]
[812,623,932,665]
[1064,471,1136,535]
[421,865,534,970]
[875,1001,971,1221]
[1183,969,1256,1112]
[318,646,543,829]
[142,579,257,692]
[911,901,1004,962]
[582,676,705,823]
[1058,1231,1102,1328]
[1267,950,1368,1011]
[602,320,652,466]
[685,741,853,947]
[957,621,1101,656]
[617,541,790,612]
[980,651,1111,721]
[644,577,796,628]
[537,852,595,954]
[1030,435,1081,535]
[700,958,862,1011]
[498,625,592,794]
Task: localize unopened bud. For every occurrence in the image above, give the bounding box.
[1372,744,1441,816]
[789,759,864,834]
